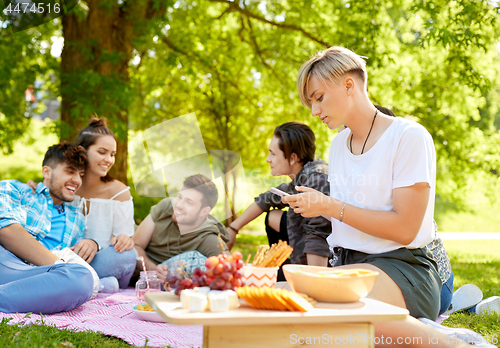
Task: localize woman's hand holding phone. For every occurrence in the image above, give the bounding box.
[271,186,331,221]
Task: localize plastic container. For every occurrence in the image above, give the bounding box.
[135,270,162,301]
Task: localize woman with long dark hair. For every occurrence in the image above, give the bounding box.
[71,118,136,291]
[29,118,136,292]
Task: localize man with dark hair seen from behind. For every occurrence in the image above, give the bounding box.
[133,174,229,282]
[0,143,94,314]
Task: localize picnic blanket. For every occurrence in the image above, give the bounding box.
[0,288,203,347]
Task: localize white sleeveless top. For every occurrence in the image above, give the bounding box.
[71,187,135,248]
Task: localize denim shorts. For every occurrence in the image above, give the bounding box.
[333,246,441,320]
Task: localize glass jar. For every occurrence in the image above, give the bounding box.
[135,271,162,301]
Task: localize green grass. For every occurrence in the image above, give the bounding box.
[442,240,500,344]
[0,317,136,348]
[231,233,268,261]
[2,237,498,347]
[443,240,500,298]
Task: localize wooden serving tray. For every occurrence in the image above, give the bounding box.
[145,291,408,326]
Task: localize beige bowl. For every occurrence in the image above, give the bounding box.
[282,264,378,303]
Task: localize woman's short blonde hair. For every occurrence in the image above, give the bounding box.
[297,46,368,109]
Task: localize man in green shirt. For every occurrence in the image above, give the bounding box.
[133,174,229,281]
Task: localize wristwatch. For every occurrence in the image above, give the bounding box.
[89,238,101,252]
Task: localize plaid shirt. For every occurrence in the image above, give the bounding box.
[0,180,85,250]
[255,159,331,264]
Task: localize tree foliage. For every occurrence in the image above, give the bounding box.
[128,0,500,208]
[0,16,59,154]
[1,0,500,210]
[57,0,169,183]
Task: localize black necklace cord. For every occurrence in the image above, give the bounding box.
[349,109,378,155]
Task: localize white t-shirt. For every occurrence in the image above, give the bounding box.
[327,117,436,253]
[71,188,135,248]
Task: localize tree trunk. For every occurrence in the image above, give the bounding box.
[60,10,91,144]
[223,160,233,225]
[231,166,238,219]
[60,0,154,184]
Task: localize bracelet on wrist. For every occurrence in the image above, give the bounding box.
[89,238,101,252]
[228,226,239,234]
[339,202,347,223]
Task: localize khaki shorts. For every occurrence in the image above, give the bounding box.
[333,246,441,320]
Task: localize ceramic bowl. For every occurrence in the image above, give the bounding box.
[132,304,164,322]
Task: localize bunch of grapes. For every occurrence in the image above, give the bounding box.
[167,276,194,296]
[168,251,246,295]
[205,251,245,291]
[166,262,197,296]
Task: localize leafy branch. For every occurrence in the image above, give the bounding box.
[209,0,331,47]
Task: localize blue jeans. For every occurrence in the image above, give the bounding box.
[439,270,454,315]
[89,246,136,289]
[438,271,479,314]
[0,245,93,314]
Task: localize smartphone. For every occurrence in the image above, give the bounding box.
[271,187,332,221]
[270,187,290,197]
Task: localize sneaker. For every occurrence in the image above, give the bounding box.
[99,276,119,293]
[476,296,500,315]
[444,284,483,315]
[419,318,496,347]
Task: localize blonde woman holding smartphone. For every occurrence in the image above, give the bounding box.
[284,46,493,347]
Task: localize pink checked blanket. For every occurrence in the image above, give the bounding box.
[0,288,202,347]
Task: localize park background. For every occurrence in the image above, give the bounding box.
[1,0,500,346]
